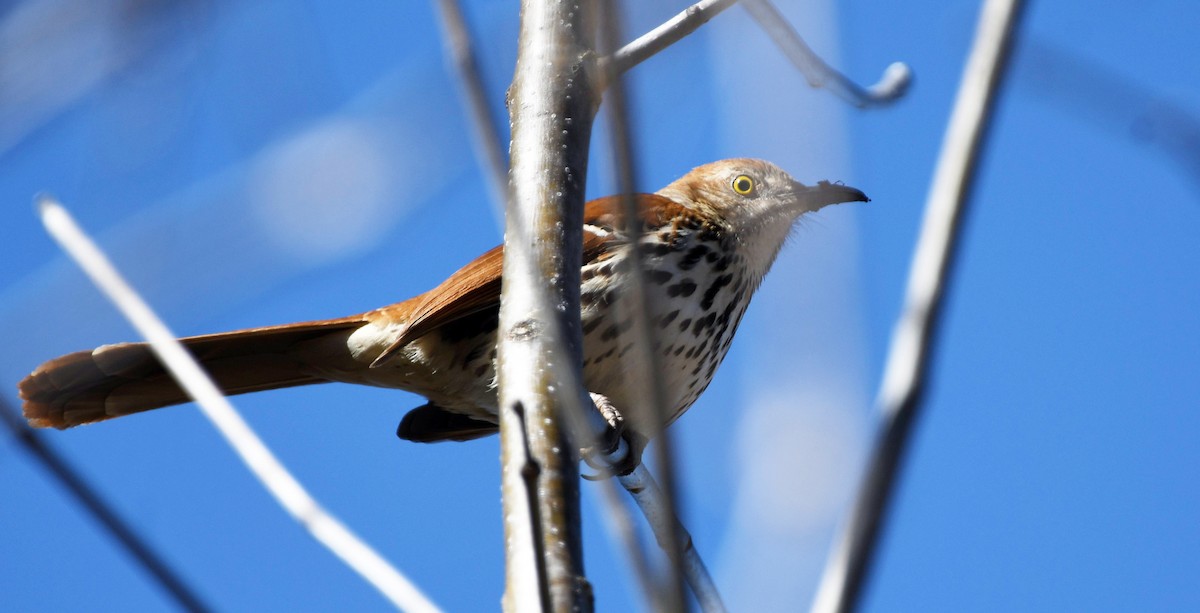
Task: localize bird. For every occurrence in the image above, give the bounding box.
[18,159,867,448]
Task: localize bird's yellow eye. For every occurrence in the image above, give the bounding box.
[731,174,755,195]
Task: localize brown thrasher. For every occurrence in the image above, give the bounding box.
[19,159,866,444]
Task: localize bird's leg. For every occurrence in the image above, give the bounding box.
[581,392,643,479]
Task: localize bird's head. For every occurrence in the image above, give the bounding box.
[657,158,868,271]
[659,158,868,234]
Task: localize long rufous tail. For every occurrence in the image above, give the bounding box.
[19,316,367,429]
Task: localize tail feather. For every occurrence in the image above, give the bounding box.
[20,316,366,429]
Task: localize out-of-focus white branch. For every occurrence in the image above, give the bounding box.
[740,0,910,108]
[811,1,1026,612]
[431,0,508,230]
[596,2,694,611]
[617,466,726,613]
[38,196,442,613]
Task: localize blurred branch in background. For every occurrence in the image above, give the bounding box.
[1020,40,1200,194]
[812,1,1026,612]
[0,0,208,157]
[431,0,508,228]
[38,197,442,613]
[739,0,910,108]
[595,1,692,611]
[0,399,210,613]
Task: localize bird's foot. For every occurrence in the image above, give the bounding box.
[581,392,642,480]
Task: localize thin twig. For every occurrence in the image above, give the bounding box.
[38,197,442,613]
[617,466,726,613]
[0,399,211,613]
[597,2,690,611]
[604,0,741,78]
[811,1,1026,612]
[593,477,660,606]
[740,0,910,108]
[431,0,508,229]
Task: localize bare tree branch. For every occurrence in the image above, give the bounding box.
[617,466,727,613]
[740,0,910,108]
[604,0,741,78]
[811,1,1027,612]
[499,1,599,610]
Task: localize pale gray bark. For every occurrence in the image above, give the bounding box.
[498,2,598,611]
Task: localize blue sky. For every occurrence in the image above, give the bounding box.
[1,1,1197,611]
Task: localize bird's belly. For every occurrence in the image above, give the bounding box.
[579,265,750,430]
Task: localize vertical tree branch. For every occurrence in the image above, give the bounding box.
[499,1,598,611]
[811,1,1026,612]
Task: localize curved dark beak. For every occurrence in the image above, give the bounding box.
[794,180,870,213]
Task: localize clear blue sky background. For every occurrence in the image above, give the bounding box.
[1,1,1197,611]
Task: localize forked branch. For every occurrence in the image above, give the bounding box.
[604,0,910,108]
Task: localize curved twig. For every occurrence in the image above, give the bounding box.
[741,0,910,108]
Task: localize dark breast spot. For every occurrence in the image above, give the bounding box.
[717,294,739,326]
[666,279,698,298]
[583,317,604,335]
[639,241,672,258]
[700,273,734,310]
[600,324,619,342]
[649,269,674,285]
[678,244,710,271]
[691,312,716,337]
[660,309,680,327]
